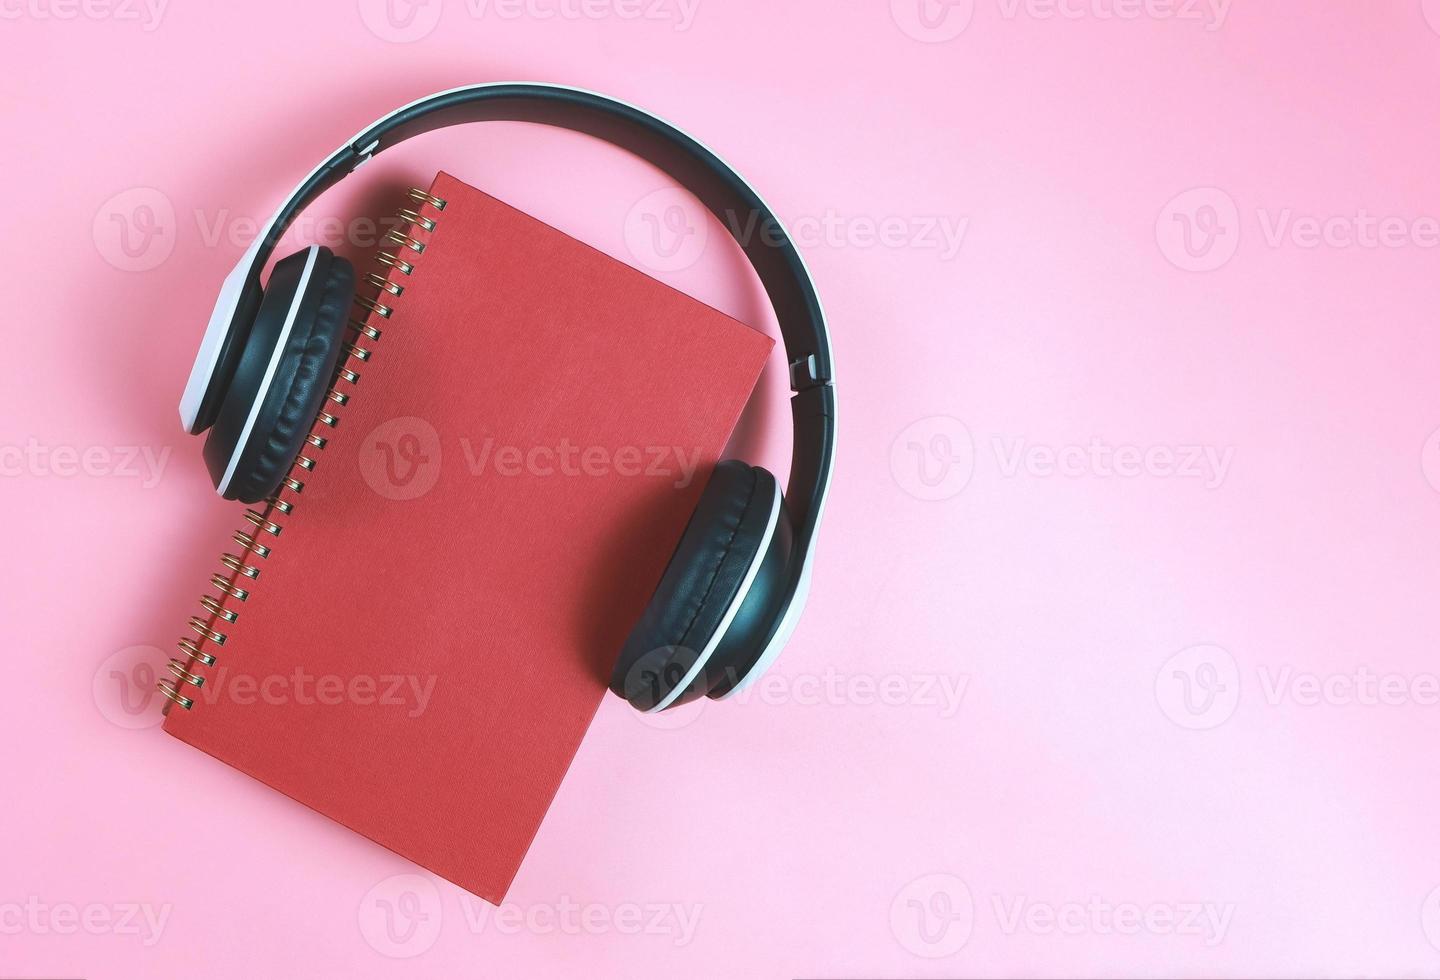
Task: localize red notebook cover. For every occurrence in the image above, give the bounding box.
[164,171,773,903]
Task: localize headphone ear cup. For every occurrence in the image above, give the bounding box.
[611,460,793,712]
[202,246,355,502]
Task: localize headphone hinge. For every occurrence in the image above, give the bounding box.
[350,138,380,172]
[788,353,830,391]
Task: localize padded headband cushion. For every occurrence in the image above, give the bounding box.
[210,247,354,502]
[611,460,779,711]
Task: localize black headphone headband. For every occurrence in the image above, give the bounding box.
[174,83,836,713]
[248,84,834,546]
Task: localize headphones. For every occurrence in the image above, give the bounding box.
[179,83,835,712]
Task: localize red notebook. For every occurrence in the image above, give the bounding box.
[164,171,772,902]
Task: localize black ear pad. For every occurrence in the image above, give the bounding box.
[202,246,354,503]
[611,460,796,712]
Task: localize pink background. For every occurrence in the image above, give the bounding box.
[5,0,1440,976]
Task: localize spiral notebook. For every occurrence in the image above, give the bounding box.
[161,171,773,902]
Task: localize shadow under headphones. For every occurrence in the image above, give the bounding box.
[178,83,835,713]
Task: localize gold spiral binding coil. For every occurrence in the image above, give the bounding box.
[199,595,238,623]
[243,510,282,536]
[189,617,226,645]
[178,637,216,667]
[409,187,447,210]
[159,186,444,712]
[396,208,437,232]
[168,659,206,688]
[220,553,260,579]
[376,251,414,275]
[232,531,271,558]
[367,272,404,296]
[210,574,249,601]
[158,682,193,709]
[348,318,382,341]
[354,296,392,319]
[384,229,426,254]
